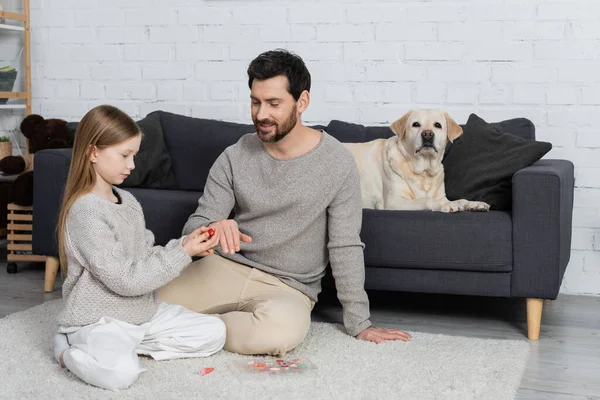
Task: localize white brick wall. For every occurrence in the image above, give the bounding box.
[1,0,598,295]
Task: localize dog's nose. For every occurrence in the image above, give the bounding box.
[421,130,434,141]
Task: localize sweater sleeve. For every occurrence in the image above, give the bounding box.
[183,151,236,235]
[145,229,155,248]
[66,209,192,297]
[327,163,372,337]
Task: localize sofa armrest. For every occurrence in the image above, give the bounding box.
[32,149,72,257]
[511,159,574,299]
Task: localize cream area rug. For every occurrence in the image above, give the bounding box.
[0,300,530,400]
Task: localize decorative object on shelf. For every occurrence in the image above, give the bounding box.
[0,135,11,159]
[0,66,17,104]
[0,114,72,206]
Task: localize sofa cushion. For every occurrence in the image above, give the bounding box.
[67,112,178,190]
[486,116,536,141]
[444,115,536,158]
[443,114,552,211]
[158,112,254,191]
[125,188,201,245]
[360,209,513,272]
[123,111,178,189]
[159,111,326,191]
[325,120,394,143]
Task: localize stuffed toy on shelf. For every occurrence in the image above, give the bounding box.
[0,114,73,206]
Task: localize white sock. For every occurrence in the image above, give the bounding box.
[53,333,70,365]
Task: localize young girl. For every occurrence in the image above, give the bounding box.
[53,105,226,391]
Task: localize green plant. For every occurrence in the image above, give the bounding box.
[0,136,10,142]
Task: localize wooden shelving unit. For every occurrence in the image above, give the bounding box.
[6,203,45,262]
[6,203,57,291]
[1,2,54,292]
[1,1,31,243]
[0,2,31,115]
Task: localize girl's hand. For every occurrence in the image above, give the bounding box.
[209,220,252,255]
[182,226,220,257]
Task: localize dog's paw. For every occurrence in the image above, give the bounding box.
[464,201,490,212]
[438,200,466,213]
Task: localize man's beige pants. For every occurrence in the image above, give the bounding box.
[157,255,314,356]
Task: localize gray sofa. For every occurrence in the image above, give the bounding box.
[31,111,575,340]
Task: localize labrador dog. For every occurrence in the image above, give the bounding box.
[344,109,490,213]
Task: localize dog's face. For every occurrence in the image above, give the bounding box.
[390,110,462,157]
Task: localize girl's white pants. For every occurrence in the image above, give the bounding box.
[57,302,226,390]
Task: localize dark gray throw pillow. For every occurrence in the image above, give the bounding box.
[119,111,178,189]
[442,114,552,211]
[67,111,178,189]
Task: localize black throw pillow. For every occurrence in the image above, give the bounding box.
[442,114,552,211]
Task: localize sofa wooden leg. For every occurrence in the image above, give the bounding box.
[44,256,59,293]
[526,298,543,340]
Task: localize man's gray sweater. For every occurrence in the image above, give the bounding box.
[183,132,372,336]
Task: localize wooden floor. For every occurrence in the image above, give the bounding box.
[1,249,599,399]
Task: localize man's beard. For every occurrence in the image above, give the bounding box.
[254,106,298,143]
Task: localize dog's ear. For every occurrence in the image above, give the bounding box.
[390,110,413,139]
[445,113,463,142]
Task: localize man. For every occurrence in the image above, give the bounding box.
[158,49,411,356]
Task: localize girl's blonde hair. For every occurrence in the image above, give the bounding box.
[57,105,141,275]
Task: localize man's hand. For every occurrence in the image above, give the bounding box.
[355,326,412,344]
[209,219,252,254]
